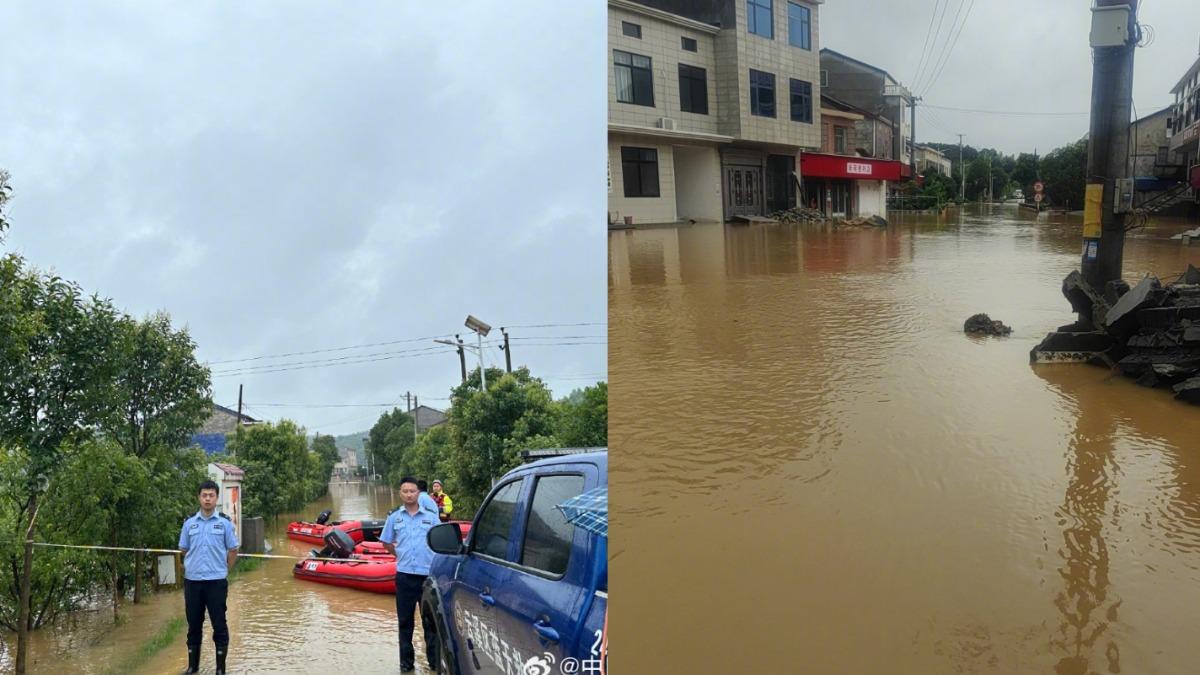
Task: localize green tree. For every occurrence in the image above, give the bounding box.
[0,254,120,665]
[1039,139,1088,209]
[556,382,608,448]
[446,367,558,513]
[403,423,455,488]
[227,420,310,522]
[365,408,415,484]
[1011,152,1040,193]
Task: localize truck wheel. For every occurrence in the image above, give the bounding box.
[434,613,458,675]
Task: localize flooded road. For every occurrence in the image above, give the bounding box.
[5,481,422,674]
[609,205,1200,674]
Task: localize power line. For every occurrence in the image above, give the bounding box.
[912,0,950,94]
[923,103,1090,116]
[211,348,452,378]
[206,334,454,365]
[919,0,976,98]
[501,322,606,329]
[212,345,450,375]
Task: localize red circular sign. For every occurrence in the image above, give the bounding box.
[1033,181,1044,193]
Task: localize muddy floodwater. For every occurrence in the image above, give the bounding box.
[609,205,1200,674]
[3,481,423,674]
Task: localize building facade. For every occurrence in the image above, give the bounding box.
[798,94,899,218]
[915,145,951,177]
[608,0,823,224]
[1168,55,1200,168]
[818,48,914,179]
[190,403,258,455]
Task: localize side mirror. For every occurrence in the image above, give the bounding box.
[428,523,464,555]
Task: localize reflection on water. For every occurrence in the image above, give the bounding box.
[610,205,1200,673]
[2,481,417,674]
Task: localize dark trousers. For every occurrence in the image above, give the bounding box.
[395,573,438,669]
[184,579,229,650]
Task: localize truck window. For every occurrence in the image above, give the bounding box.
[520,474,585,576]
[471,479,523,560]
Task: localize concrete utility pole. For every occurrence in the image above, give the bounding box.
[234,384,244,451]
[500,327,512,373]
[957,134,965,202]
[413,395,419,441]
[909,95,921,179]
[1081,0,1138,289]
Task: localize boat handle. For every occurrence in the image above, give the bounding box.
[533,619,560,643]
[479,591,496,607]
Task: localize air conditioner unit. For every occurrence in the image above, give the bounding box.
[656,117,677,131]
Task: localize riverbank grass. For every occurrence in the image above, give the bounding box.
[101,616,184,675]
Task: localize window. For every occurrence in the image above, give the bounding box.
[790,78,812,123]
[614,50,654,106]
[750,69,775,118]
[621,147,660,198]
[679,64,708,115]
[788,2,811,49]
[747,0,773,38]
[681,36,698,52]
[820,69,828,87]
[621,21,641,39]
[520,475,586,576]
[470,480,523,560]
[834,127,847,154]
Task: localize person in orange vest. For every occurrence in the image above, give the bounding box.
[430,480,453,522]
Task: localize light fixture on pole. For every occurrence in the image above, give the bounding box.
[464,315,492,391]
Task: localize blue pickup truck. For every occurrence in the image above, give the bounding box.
[422,450,608,675]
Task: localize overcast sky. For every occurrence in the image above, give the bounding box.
[1,2,606,436]
[821,0,1200,155]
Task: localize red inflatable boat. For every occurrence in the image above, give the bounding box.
[286,510,385,546]
[293,555,397,594]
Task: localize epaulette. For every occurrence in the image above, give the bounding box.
[218,512,231,520]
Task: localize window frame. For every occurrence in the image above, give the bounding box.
[621,146,661,198]
[834,126,847,154]
[747,0,773,39]
[621,21,642,39]
[749,69,776,118]
[466,478,526,563]
[678,63,709,115]
[787,2,811,50]
[681,36,698,52]
[789,78,812,123]
[613,49,655,107]
[516,473,587,580]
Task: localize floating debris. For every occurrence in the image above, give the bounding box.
[964,313,1012,336]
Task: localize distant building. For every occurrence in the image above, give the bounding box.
[1167,54,1200,168]
[190,403,258,455]
[915,145,951,177]
[411,404,448,432]
[819,48,915,178]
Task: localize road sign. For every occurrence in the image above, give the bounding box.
[1033,181,1044,193]
[1034,192,1044,203]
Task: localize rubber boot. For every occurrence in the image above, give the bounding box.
[183,647,200,674]
[215,647,227,675]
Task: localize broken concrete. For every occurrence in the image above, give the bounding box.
[964,313,1012,336]
[1039,269,1200,405]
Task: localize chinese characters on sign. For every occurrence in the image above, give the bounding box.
[846,162,872,176]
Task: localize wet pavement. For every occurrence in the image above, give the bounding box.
[609,205,1200,674]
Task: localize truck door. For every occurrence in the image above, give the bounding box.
[493,466,597,672]
[450,477,526,675]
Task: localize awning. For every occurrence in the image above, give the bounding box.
[800,152,902,181]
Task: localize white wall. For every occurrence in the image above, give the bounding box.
[856,180,887,219]
[673,145,723,221]
[609,134,677,224]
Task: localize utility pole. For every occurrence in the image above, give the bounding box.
[413,395,419,441]
[234,384,244,453]
[1081,0,1138,289]
[909,95,921,180]
[500,327,512,373]
[957,134,965,202]
[406,391,411,412]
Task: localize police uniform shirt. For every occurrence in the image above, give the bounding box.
[418,491,440,517]
[381,506,438,576]
[178,511,239,581]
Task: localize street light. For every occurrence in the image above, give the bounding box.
[464,315,491,391]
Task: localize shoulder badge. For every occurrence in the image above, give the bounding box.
[218,512,231,520]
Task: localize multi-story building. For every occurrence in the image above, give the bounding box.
[607,0,823,224]
[1167,54,1200,168]
[798,93,900,218]
[915,145,951,177]
[818,48,915,178]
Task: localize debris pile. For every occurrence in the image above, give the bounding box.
[1032,265,1200,405]
[964,313,1012,336]
[767,206,828,224]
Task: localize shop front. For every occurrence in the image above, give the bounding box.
[800,152,902,219]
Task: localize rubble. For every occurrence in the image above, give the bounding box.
[1033,267,1200,406]
[964,313,1012,336]
[767,206,829,224]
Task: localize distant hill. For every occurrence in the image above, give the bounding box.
[334,431,370,453]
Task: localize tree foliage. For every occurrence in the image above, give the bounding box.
[1039,139,1088,209]
[226,420,319,522]
[555,382,607,448]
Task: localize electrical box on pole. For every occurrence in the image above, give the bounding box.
[1089,5,1131,48]
[1113,178,1135,213]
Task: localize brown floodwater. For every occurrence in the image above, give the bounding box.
[2,481,426,674]
[609,204,1200,674]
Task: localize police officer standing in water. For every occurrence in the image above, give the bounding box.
[382,476,440,672]
[178,479,239,674]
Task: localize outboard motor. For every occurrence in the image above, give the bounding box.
[360,519,386,542]
[323,528,356,559]
[315,509,333,525]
